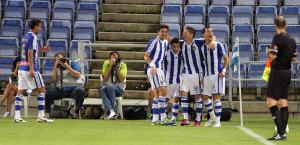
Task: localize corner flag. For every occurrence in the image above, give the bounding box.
[230,38,239,72]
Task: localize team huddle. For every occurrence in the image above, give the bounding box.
[144,24,229,127]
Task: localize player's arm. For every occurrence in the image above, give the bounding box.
[64,62,81,79]
[38,46,50,53]
[28,49,35,77]
[102,60,114,82]
[50,59,59,81]
[209,35,217,50]
[218,43,228,77]
[144,51,156,75]
[266,45,278,60]
[116,63,127,82]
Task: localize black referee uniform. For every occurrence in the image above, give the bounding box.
[267,33,297,100]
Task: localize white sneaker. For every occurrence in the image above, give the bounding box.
[3,112,11,117]
[213,122,221,127]
[14,118,27,123]
[37,117,53,123]
[205,117,215,127]
[107,112,117,120]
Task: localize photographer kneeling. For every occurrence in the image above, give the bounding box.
[45,52,85,119]
[99,51,127,119]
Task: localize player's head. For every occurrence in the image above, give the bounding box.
[202,26,214,42]
[29,18,42,34]
[274,16,287,33]
[183,27,196,41]
[171,37,180,52]
[12,55,21,72]
[109,51,120,60]
[157,24,169,40]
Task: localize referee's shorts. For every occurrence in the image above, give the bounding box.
[267,68,291,100]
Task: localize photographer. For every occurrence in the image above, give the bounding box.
[99,51,127,119]
[45,52,85,119]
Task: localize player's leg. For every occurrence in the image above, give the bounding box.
[212,74,225,127]
[147,87,155,119]
[194,95,202,126]
[202,76,215,127]
[212,94,222,127]
[179,74,190,126]
[157,86,168,124]
[190,74,202,126]
[0,83,13,105]
[170,84,180,125]
[14,71,27,122]
[279,99,288,137]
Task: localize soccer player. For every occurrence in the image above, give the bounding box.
[179,27,215,126]
[265,16,296,140]
[164,38,182,126]
[144,24,170,125]
[14,19,53,123]
[200,26,229,128]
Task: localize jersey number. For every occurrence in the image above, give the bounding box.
[21,44,26,59]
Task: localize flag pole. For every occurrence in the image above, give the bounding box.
[236,37,244,127]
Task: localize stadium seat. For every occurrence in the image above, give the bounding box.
[233,25,254,44]
[256,6,277,27]
[42,59,55,82]
[53,1,75,22]
[286,25,300,44]
[280,6,300,25]
[296,44,300,61]
[1,18,23,41]
[232,6,253,26]
[184,5,206,24]
[208,5,230,24]
[49,20,72,43]
[73,21,96,43]
[25,20,47,42]
[56,0,77,5]
[161,5,182,24]
[235,0,256,10]
[225,64,246,87]
[210,24,229,44]
[0,58,14,80]
[184,24,204,39]
[188,0,208,9]
[297,64,300,87]
[257,25,276,46]
[285,0,300,6]
[259,0,280,8]
[233,43,254,61]
[4,0,27,21]
[29,1,51,23]
[163,23,180,39]
[77,3,98,24]
[31,0,52,5]
[37,38,43,57]
[211,0,232,8]
[257,44,270,61]
[45,39,68,57]
[80,0,102,5]
[70,40,91,74]
[0,37,19,56]
[248,64,268,87]
[164,0,184,6]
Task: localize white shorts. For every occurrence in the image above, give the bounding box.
[18,70,45,90]
[166,84,181,99]
[147,69,166,91]
[180,73,202,95]
[203,74,225,96]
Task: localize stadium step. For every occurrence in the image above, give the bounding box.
[90,59,145,71]
[92,42,147,52]
[102,13,160,24]
[95,51,145,60]
[98,32,157,42]
[105,0,163,5]
[97,22,160,33]
[87,89,147,99]
[85,79,148,90]
[92,70,145,76]
[101,4,161,14]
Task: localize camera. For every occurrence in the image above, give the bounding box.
[116,58,121,64]
[59,58,68,63]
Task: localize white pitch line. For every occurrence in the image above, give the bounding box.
[236,126,275,145]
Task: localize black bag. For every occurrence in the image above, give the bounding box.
[188,106,196,121]
[205,108,232,121]
[124,107,147,120]
[49,105,71,119]
[80,106,104,119]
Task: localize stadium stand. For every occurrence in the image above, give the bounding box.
[257,44,270,61]
[42,59,55,82]
[188,0,208,9]
[211,0,232,8]
[161,5,182,24]
[235,0,256,10]
[25,19,47,42]
[1,18,23,41]
[164,0,184,6]
[210,24,229,45]
[80,0,102,5]
[257,25,276,46]
[256,6,277,27]
[4,0,27,21]
[248,64,268,87]
[49,20,72,43]
[208,5,230,24]
[164,23,180,39]
[259,0,280,8]
[184,24,204,39]
[0,58,14,80]
[53,1,75,22]
[45,39,68,57]
[232,6,253,26]
[73,21,95,43]
[297,64,300,87]
[29,1,51,23]
[225,64,246,87]
[285,0,300,6]
[234,43,254,61]
[77,3,99,24]
[56,0,77,5]
[286,25,300,44]
[232,25,254,44]
[184,5,206,24]
[280,6,300,25]
[0,37,19,56]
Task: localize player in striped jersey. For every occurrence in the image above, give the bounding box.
[164,38,182,126]
[14,19,53,123]
[200,26,229,127]
[179,27,216,126]
[144,24,170,125]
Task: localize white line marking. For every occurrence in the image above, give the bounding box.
[236,126,275,145]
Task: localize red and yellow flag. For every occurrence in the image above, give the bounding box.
[262,57,271,82]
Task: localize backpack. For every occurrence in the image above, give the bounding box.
[81,106,104,119]
[124,107,147,120]
[205,108,232,121]
[49,105,71,119]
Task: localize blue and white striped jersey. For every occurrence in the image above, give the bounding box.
[199,41,227,77]
[181,39,205,74]
[145,36,168,71]
[19,32,39,72]
[164,48,182,84]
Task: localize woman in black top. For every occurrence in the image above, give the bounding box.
[0,56,21,117]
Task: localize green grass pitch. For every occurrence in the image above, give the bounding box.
[0,116,299,145]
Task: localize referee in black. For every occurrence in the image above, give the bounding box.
[265,16,297,141]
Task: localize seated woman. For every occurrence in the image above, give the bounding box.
[0,56,20,117]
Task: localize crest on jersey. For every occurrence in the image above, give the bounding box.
[149,44,154,50]
[194,86,198,90]
[193,46,196,51]
[160,76,165,85]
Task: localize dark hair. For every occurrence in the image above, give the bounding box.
[12,56,21,72]
[55,52,65,58]
[186,26,196,38]
[202,26,212,34]
[109,51,120,59]
[171,37,180,45]
[274,16,286,29]
[157,24,169,32]
[29,18,42,30]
